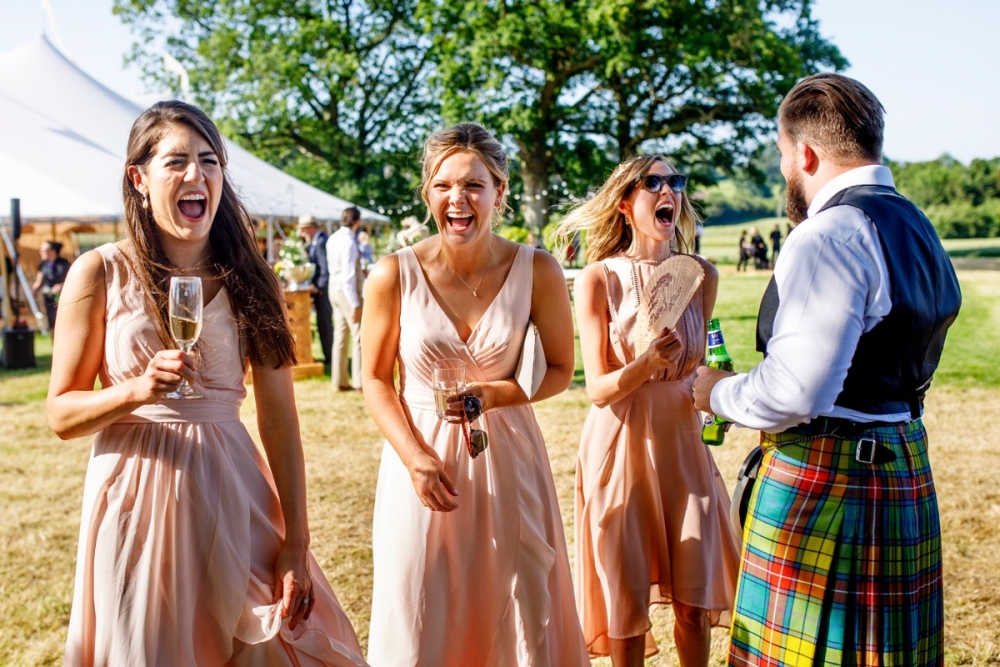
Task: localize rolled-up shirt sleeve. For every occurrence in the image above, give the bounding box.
[711,207,888,432]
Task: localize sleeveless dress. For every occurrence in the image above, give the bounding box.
[367,245,589,667]
[574,254,740,657]
[64,244,368,667]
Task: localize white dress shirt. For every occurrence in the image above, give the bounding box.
[327,226,362,309]
[711,165,913,433]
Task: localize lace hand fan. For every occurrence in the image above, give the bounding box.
[634,255,705,356]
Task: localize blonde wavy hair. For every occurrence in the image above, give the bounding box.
[555,155,700,263]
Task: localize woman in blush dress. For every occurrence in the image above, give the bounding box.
[361,122,589,667]
[557,156,739,667]
[50,100,367,666]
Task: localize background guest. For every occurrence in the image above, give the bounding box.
[769,223,782,265]
[31,240,71,331]
[297,215,333,369]
[327,206,364,391]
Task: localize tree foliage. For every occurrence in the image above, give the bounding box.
[115,0,845,228]
[892,156,1000,238]
[114,0,435,214]
[421,0,845,229]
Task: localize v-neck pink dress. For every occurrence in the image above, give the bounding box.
[367,245,589,667]
[64,243,368,667]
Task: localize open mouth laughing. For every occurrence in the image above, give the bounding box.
[446,211,474,230]
[655,201,675,225]
[178,193,207,221]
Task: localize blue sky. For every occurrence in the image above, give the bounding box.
[3,0,999,164]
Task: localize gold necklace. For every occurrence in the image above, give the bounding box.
[442,237,495,298]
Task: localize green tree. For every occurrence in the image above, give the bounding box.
[115,0,435,213]
[421,0,845,230]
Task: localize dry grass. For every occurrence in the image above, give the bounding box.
[4,383,999,665]
[2,271,1000,664]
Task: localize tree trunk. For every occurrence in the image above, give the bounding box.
[518,140,550,233]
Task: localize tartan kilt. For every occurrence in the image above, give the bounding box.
[729,420,944,667]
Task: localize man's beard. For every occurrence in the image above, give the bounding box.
[785,170,809,224]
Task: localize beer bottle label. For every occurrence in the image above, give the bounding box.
[707,330,724,347]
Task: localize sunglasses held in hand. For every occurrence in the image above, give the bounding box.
[461,395,489,459]
[637,173,688,194]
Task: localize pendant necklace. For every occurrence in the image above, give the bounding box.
[444,237,495,298]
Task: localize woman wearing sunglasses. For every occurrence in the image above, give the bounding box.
[557,156,739,667]
[360,123,589,666]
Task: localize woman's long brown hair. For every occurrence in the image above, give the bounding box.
[121,100,295,368]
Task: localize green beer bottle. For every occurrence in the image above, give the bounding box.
[701,318,733,446]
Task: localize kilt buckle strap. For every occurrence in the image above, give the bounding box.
[855,437,877,464]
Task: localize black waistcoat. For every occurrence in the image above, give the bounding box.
[756,185,961,418]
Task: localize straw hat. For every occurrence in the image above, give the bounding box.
[297,214,319,228]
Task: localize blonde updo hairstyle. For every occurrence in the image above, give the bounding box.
[556,155,699,263]
[419,122,512,230]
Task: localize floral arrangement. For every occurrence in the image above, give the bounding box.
[277,235,308,269]
[274,235,315,291]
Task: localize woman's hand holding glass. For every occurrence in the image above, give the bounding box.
[166,276,204,399]
[433,359,489,459]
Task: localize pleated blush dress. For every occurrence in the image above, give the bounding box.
[64,243,368,667]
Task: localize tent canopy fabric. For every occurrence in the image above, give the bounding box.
[0,36,387,224]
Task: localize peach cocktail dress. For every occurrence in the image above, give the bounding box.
[63,243,368,666]
[575,254,740,657]
[367,245,589,667]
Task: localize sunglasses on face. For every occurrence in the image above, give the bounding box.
[637,173,688,194]
[461,395,489,459]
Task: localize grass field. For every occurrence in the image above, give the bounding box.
[1,264,999,665]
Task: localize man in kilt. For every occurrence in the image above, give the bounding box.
[693,73,961,666]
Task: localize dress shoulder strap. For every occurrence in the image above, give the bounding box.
[599,258,632,363]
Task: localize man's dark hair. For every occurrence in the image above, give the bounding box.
[779,73,885,164]
[341,206,361,227]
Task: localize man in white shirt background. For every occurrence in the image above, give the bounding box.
[327,206,364,391]
[693,73,960,666]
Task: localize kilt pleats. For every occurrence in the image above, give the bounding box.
[729,421,944,667]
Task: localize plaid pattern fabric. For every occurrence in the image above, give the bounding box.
[729,421,944,667]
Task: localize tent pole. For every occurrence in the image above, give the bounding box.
[266,216,275,264]
[1,231,10,325]
[0,227,47,334]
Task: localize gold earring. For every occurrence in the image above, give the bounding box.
[141,194,149,210]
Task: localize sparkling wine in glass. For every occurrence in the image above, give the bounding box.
[166,276,204,399]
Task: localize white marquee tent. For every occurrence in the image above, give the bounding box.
[0,35,387,225]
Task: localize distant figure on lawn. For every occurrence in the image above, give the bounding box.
[749,226,769,269]
[769,223,782,264]
[736,229,751,271]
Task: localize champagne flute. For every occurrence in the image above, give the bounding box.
[166,276,204,399]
